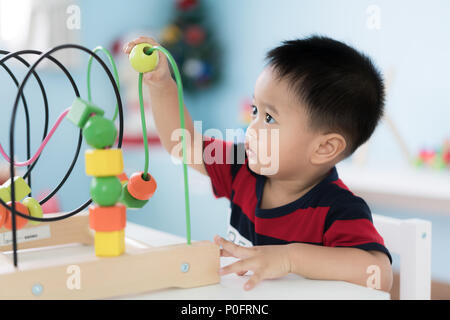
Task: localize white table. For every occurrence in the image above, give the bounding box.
[123,222,390,300]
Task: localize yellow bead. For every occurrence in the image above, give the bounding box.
[0,186,10,203]
[2,176,31,201]
[85,149,124,177]
[129,43,159,73]
[22,197,43,226]
[94,229,125,257]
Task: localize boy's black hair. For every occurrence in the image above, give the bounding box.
[265,35,385,156]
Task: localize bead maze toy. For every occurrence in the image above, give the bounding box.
[0,43,219,299]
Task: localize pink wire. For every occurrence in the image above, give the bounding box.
[0,108,71,167]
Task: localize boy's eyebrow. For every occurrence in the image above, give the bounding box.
[252,93,279,116]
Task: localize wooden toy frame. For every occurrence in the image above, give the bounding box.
[0,212,220,299]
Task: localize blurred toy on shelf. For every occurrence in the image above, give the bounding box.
[413,139,450,170]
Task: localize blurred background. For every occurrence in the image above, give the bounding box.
[0,0,449,298]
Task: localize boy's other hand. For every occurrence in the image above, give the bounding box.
[123,36,173,88]
[214,235,291,291]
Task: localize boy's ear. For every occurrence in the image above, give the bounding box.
[310,133,347,165]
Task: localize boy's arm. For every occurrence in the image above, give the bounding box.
[124,36,207,176]
[147,79,208,176]
[287,243,393,292]
[215,236,393,292]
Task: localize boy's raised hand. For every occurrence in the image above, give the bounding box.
[214,235,292,291]
[123,36,173,88]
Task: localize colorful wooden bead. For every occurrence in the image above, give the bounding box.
[119,182,148,209]
[67,97,105,129]
[2,176,31,201]
[4,201,29,230]
[117,172,128,185]
[0,205,6,228]
[94,229,125,257]
[89,204,126,232]
[85,148,123,177]
[22,197,43,226]
[0,186,10,203]
[82,115,117,149]
[90,176,122,206]
[129,43,159,73]
[127,172,157,201]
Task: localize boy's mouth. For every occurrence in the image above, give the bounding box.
[245,142,256,158]
[246,148,256,158]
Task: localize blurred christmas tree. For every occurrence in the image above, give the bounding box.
[159,0,221,94]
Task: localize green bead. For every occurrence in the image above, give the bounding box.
[22,197,43,226]
[2,176,31,201]
[129,43,159,73]
[90,176,122,206]
[119,182,148,209]
[82,115,117,149]
[67,97,105,129]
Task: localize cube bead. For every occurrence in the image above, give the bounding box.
[85,149,124,177]
[127,172,157,200]
[94,229,125,257]
[89,204,126,232]
[4,201,29,230]
[82,115,117,149]
[119,182,148,209]
[90,176,122,206]
[2,176,31,201]
[67,97,104,129]
[22,197,43,226]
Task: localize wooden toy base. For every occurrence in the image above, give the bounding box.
[0,212,220,299]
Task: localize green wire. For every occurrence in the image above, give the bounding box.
[139,46,192,245]
[87,44,192,245]
[87,46,120,121]
[138,72,150,179]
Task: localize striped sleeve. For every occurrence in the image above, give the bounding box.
[323,197,392,264]
[202,136,244,200]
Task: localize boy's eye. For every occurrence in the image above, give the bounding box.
[251,105,257,116]
[265,113,275,124]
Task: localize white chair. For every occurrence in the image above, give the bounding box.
[372,214,432,300]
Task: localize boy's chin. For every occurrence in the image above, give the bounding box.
[247,161,278,176]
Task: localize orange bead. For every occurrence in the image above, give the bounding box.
[0,205,6,228]
[4,202,29,230]
[89,204,126,232]
[117,172,128,185]
[127,172,157,201]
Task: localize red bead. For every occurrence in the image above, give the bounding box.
[127,172,157,201]
[4,202,29,230]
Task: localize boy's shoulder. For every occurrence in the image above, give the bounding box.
[315,168,374,228]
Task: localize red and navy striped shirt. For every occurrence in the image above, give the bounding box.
[203,136,392,263]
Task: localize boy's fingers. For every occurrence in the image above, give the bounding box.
[244,273,261,291]
[219,258,256,276]
[237,270,248,276]
[123,42,135,54]
[134,36,159,46]
[214,235,252,259]
[123,37,160,54]
[220,248,234,257]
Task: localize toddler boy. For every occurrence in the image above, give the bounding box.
[124,35,393,292]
